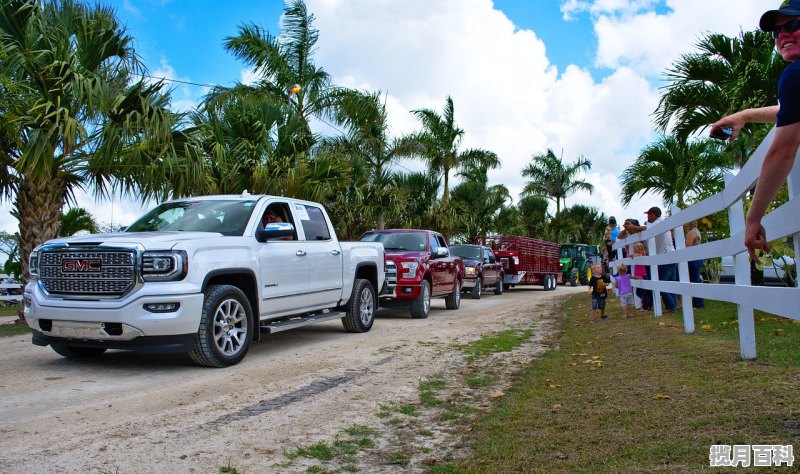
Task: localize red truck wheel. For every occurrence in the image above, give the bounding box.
[445,279,461,309]
[410,280,431,319]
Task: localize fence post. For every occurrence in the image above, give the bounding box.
[672,206,695,334]
[726,173,756,359]
[787,156,800,288]
[648,236,663,316]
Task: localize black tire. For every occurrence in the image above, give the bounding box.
[50,344,107,359]
[341,279,376,333]
[494,276,503,295]
[550,275,558,290]
[471,277,482,299]
[579,265,590,285]
[445,279,461,309]
[569,268,578,287]
[410,280,431,319]
[189,285,254,368]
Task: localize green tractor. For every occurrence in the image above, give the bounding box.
[559,244,592,286]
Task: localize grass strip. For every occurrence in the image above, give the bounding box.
[456,295,800,473]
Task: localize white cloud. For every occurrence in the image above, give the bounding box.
[149,57,205,112]
[590,0,776,74]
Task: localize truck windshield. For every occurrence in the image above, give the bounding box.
[361,231,427,251]
[450,245,481,260]
[126,200,258,236]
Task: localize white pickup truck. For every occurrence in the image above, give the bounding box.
[24,194,385,367]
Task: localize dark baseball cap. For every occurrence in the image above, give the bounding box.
[760,0,800,31]
[645,206,662,217]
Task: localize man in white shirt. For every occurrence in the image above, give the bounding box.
[623,207,678,311]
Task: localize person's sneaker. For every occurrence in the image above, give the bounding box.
[601,315,608,319]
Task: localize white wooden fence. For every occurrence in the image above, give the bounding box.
[612,127,800,360]
[0,274,22,306]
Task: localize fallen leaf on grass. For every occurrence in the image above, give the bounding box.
[653,394,671,400]
[549,384,561,389]
[774,329,784,335]
[592,356,600,360]
[701,324,712,331]
[575,342,586,347]
[491,391,505,398]
[551,404,562,412]
[570,362,577,366]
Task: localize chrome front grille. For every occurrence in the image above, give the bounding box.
[383,261,397,295]
[39,248,137,298]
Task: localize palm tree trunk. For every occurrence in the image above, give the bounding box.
[12,177,64,285]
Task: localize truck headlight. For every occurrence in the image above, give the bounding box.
[465,266,476,276]
[400,261,419,279]
[142,251,187,281]
[29,250,39,281]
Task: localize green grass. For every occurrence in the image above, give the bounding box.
[457,329,533,362]
[454,295,800,473]
[419,379,447,407]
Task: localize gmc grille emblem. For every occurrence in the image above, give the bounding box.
[61,259,102,273]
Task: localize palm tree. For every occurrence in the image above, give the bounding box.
[412,96,500,205]
[654,30,783,154]
[450,162,511,241]
[521,149,593,216]
[0,0,203,282]
[323,89,423,228]
[59,208,99,237]
[213,0,335,146]
[620,136,733,208]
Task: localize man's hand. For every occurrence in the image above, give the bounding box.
[744,219,769,263]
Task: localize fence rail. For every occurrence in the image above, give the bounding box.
[0,283,22,305]
[611,127,800,359]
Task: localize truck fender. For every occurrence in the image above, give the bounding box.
[201,268,260,341]
[340,262,379,306]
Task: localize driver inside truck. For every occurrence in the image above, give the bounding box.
[261,205,295,240]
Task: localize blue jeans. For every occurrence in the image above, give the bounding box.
[658,263,678,310]
[688,259,705,308]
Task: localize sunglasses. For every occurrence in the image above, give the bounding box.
[772,18,800,39]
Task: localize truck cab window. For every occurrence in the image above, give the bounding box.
[300,205,331,241]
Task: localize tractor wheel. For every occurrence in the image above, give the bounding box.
[579,265,590,285]
[568,268,578,287]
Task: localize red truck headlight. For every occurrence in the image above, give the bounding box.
[400,261,418,279]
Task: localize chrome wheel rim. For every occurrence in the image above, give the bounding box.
[358,286,374,326]
[213,298,247,356]
[423,283,430,314]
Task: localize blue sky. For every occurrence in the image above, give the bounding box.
[0,0,779,233]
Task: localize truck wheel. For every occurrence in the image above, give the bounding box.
[503,283,511,291]
[189,285,254,368]
[341,279,376,333]
[445,279,461,309]
[550,275,558,290]
[410,280,431,319]
[494,277,503,295]
[569,268,578,287]
[50,344,107,359]
[471,277,482,299]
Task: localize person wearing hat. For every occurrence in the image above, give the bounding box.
[623,206,678,312]
[710,0,800,262]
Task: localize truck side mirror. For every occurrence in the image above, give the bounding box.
[255,222,296,242]
[434,248,449,258]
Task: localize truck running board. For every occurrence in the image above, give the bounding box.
[260,311,345,334]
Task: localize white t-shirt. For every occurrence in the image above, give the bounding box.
[646,217,674,255]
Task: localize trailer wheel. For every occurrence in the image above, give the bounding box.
[471,277,482,299]
[410,280,431,319]
[50,344,107,359]
[494,277,503,295]
[445,279,461,309]
[189,285,253,368]
[341,279,376,333]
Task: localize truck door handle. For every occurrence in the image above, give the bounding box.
[296,250,307,257]
[331,249,341,256]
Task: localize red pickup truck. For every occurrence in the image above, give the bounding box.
[360,229,464,319]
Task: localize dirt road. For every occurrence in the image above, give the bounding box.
[0,286,583,473]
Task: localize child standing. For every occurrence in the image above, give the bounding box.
[631,242,652,311]
[614,264,634,318]
[589,263,611,321]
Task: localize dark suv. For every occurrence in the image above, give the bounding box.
[449,244,504,299]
